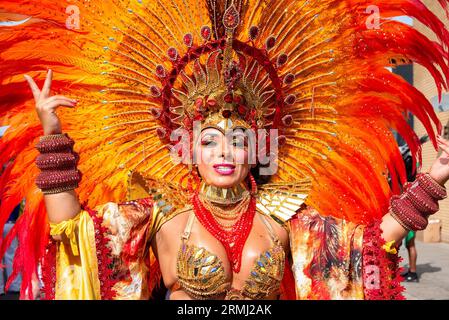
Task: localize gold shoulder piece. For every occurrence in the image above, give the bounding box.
[127,170,151,200]
[152,205,193,238]
[127,171,189,209]
[256,178,312,224]
[127,171,192,239]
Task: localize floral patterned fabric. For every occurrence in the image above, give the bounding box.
[44,199,402,300]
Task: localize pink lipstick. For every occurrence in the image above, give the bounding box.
[213,163,236,175]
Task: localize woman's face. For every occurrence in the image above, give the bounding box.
[195,127,251,189]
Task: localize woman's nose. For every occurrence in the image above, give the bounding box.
[220,139,233,161]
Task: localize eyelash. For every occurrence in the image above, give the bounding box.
[201,139,246,147]
[201,140,216,147]
[233,140,245,147]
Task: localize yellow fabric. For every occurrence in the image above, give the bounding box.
[50,214,81,256]
[382,240,398,255]
[52,199,171,300]
[54,210,101,300]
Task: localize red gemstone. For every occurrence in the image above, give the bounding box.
[207,98,217,108]
[183,117,192,128]
[224,93,233,103]
[282,114,293,126]
[150,107,162,118]
[155,65,166,78]
[177,146,183,157]
[200,26,211,41]
[194,114,204,121]
[277,135,287,146]
[222,109,232,118]
[233,95,243,104]
[149,85,161,97]
[156,127,167,139]
[167,47,178,61]
[237,104,247,116]
[277,53,288,67]
[265,36,276,50]
[223,4,240,29]
[283,73,295,86]
[284,94,296,105]
[195,97,204,111]
[183,33,193,47]
[249,26,259,41]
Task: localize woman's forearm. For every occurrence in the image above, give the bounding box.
[25,70,82,225]
[44,190,81,224]
[380,212,409,244]
[381,172,447,245]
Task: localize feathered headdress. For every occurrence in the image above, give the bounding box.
[0,0,448,298]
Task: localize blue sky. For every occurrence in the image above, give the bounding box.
[0,126,8,137]
[392,16,413,25]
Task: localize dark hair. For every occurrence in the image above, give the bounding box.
[250,162,272,185]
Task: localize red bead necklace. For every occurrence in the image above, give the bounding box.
[192,174,258,273]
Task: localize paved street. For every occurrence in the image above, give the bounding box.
[399,240,449,300]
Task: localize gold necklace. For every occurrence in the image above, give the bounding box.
[199,191,250,220]
[198,182,252,230]
[198,181,248,204]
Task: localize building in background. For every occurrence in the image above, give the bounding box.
[413,0,449,243]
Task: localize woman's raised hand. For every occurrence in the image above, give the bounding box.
[428,135,449,186]
[24,69,77,135]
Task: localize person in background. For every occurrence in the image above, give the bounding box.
[402,231,418,282]
[0,160,24,297]
[399,135,429,283]
[0,200,24,296]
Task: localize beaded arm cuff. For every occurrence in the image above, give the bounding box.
[36,152,78,170]
[35,133,81,194]
[417,173,447,200]
[390,173,447,231]
[36,169,82,194]
[36,133,75,153]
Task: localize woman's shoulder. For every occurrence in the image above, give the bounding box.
[98,196,192,240]
[153,203,193,233]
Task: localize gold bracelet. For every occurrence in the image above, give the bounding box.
[39,133,67,142]
[42,184,78,195]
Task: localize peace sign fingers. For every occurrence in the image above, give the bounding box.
[24,69,54,102]
[24,74,41,102]
[24,69,77,136]
[41,69,53,98]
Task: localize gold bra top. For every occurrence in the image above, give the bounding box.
[172,212,285,300]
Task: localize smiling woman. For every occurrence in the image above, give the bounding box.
[196,127,252,188]
[1,0,449,300]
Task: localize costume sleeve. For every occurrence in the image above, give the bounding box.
[44,198,161,300]
[288,206,403,300]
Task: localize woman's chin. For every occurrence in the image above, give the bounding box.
[207,175,241,189]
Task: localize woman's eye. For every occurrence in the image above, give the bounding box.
[232,139,245,148]
[201,140,217,147]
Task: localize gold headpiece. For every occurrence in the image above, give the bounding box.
[151,1,295,143]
